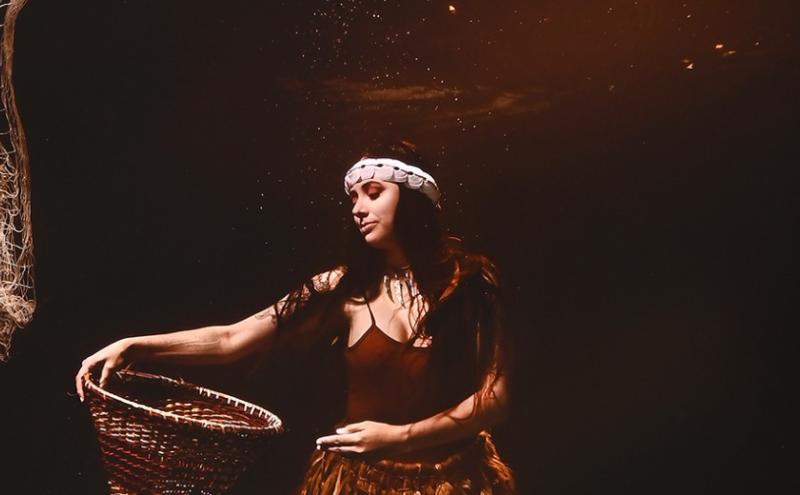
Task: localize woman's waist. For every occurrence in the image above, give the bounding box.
[371,436,477,464]
[332,419,483,465]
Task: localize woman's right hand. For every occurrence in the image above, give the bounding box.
[74,338,133,402]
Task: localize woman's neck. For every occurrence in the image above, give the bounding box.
[383,245,410,271]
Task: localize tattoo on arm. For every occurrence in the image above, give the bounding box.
[254,308,277,321]
[253,268,343,325]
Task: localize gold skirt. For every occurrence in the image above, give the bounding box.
[296,431,515,495]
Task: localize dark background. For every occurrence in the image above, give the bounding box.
[1,1,797,493]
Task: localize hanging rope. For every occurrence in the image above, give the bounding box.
[0,0,35,363]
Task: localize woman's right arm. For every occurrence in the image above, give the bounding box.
[73,313,277,402]
[74,266,346,401]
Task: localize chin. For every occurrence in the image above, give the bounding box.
[363,232,389,249]
[363,237,383,248]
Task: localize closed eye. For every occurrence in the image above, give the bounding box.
[350,182,383,203]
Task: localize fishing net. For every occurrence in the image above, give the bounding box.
[0,0,34,362]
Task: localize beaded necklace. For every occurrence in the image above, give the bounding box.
[383,264,419,308]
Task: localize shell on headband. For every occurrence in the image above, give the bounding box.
[343,158,442,207]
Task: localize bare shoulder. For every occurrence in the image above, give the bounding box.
[268,265,348,322]
[310,265,347,293]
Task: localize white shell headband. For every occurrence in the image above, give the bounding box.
[343,158,442,208]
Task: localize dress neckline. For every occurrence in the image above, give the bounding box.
[345,296,431,351]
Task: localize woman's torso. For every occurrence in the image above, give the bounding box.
[342,292,432,424]
[337,281,473,462]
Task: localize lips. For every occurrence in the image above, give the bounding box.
[359,222,377,233]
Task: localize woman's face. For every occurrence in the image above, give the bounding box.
[349,179,401,249]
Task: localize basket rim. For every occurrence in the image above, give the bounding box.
[83,369,284,435]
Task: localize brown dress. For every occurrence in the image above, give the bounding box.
[295,297,515,495]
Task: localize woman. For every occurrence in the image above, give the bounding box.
[75,141,515,494]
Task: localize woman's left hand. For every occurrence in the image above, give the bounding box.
[316,421,409,455]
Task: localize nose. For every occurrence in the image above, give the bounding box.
[351,195,368,221]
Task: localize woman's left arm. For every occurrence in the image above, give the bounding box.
[316,372,509,455]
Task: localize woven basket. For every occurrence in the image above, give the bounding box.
[83,369,284,495]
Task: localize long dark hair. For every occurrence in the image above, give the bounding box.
[273,141,512,420]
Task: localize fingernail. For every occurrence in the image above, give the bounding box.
[336,428,345,434]
[80,397,84,403]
